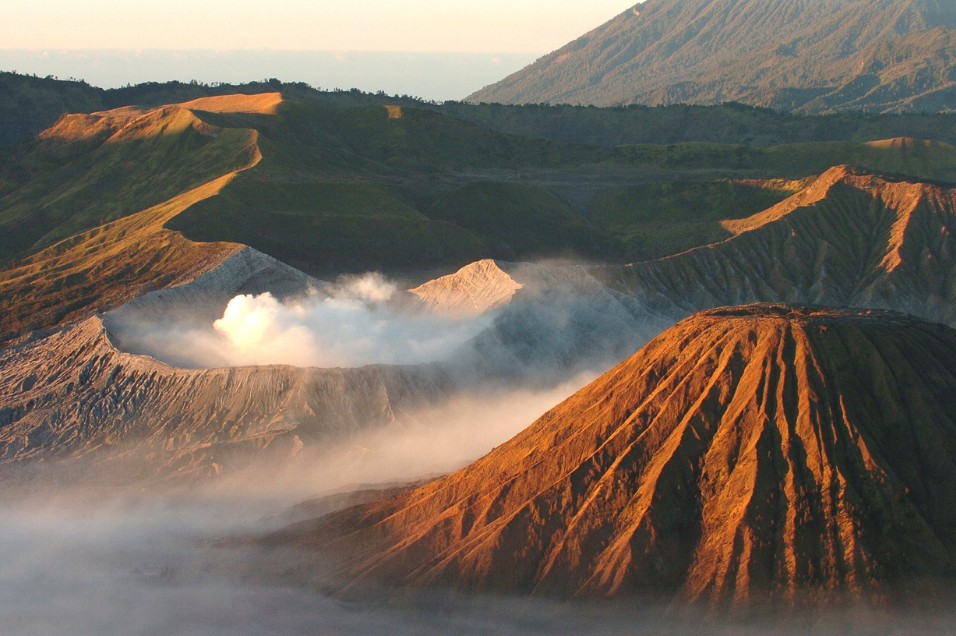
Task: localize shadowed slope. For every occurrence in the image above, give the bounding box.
[288,304,956,605]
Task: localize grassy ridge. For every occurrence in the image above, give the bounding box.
[0,175,244,342]
[168,101,956,275]
[4,89,956,282]
[169,103,617,274]
[0,110,258,260]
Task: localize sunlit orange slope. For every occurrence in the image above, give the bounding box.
[289,304,956,606]
[0,94,280,342]
[39,92,283,144]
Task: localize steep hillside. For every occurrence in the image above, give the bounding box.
[600,165,956,326]
[372,166,956,379]
[470,0,956,113]
[423,166,956,376]
[163,101,616,275]
[165,103,956,276]
[0,175,245,344]
[0,96,283,343]
[280,304,956,605]
[0,95,269,259]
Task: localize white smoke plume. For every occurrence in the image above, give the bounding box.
[115,273,494,369]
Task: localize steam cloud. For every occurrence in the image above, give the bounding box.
[116,273,495,369]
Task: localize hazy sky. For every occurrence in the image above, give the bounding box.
[5,1,635,53]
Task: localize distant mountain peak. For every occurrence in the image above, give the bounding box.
[469,0,955,113]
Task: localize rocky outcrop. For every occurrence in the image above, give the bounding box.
[409,259,523,318]
[286,304,956,606]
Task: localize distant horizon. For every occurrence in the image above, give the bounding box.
[0,49,542,102]
[4,2,640,102]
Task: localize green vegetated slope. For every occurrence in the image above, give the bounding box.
[171,100,956,274]
[439,102,956,147]
[0,96,283,342]
[426,182,615,259]
[590,179,807,261]
[4,84,956,283]
[168,178,487,274]
[169,102,624,272]
[0,109,258,260]
[469,0,956,113]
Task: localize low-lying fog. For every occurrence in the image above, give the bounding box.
[4,492,951,636]
[2,375,605,635]
[5,375,954,635]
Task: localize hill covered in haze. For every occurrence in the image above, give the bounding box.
[470,0,956,113]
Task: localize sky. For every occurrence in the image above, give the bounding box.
[2,1,637,100]
[4,1,635,53]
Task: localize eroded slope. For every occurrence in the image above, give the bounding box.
[286,304,956,605]
[601,166,956,326]
[470,0,956,112]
